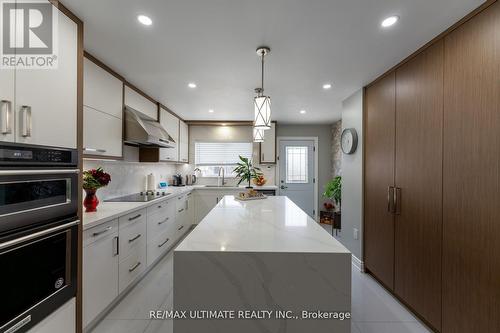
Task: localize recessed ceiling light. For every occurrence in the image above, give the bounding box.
[137,15,152,26]
[188,82,197,88]
[381,16,399,28]
[208,109,214,113]
[323,83,332,90]
[300,110,306,114]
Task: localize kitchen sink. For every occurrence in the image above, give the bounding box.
[204,185,238,188]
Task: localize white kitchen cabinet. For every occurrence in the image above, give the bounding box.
[194,190,241,223]
[83,220,119,328]
[179,120,189,163]
[83,106,123,157]
[147,228,173,267]
[0,69,15,143]
[15,11,78,148]
[27,298,75,333]
[124,85,157,120]
[259,122,276,164]
[176,194,188,234]
[159,107,179,161]
[186,192,195,225]
[118,244,146,293]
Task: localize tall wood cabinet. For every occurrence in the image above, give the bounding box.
[364,3,500,332]
[442,3,500,332]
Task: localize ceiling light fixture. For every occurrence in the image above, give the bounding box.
[323,83,332,90]
[137,15,152,26]
[208,109,214,113]
[381,16,399,28]
[300,110,306,114]
[253,46,272,132]
[188,83,197,88]
[253,127,265,143]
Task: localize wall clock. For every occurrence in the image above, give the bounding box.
[341,128,358,154]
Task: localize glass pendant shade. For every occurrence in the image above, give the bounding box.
[253,127,265,142]
[254,95,271,130]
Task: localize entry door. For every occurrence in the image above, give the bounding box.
[279,140,315,217]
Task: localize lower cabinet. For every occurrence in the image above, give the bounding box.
[83,220,119,327]
[194,190,241,223]
[27,298,76,333]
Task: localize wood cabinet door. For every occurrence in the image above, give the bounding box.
[442,3,500,332]
[364,72,396,290]
[394,40,443,331]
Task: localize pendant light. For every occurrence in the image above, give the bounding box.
[253,127,265,143]
[254,46,271,131]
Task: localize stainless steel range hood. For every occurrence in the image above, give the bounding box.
[124,107,175,148]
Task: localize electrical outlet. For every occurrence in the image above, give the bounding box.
[353,228,359,240]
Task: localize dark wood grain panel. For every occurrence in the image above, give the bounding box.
[443,3,500,332]
[394,40,444,331]
[364,72,396,289]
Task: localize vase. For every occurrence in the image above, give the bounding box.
[83,188,99,212]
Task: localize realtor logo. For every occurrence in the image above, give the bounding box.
[1,0,58,69]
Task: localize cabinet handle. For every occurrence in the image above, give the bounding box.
[20,105,32,138]
[92,226,112,237]
[178,208,184,213]
[128,214,142,221]
[187,192,192,196]
[113,236,119,256]
[216,197,219,204]
[157,205,162,208]
[0,100,12,134]
[84,148,107,153]
[158,217,169,225]
[129,262,141,272]
[395,187,402,215]
[158,238,170,248]
[128,234,142,243]
[178,225,184,231]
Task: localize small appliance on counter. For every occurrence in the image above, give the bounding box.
[185,174,197,185]
[172,174,184,187]
[0,143,79,333]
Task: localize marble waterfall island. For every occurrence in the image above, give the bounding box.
[173,196,351,333]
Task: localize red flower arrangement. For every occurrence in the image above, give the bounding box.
[83,167,111,190]
[83,167,111,212]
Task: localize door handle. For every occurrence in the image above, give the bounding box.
[0,100,12,134]
[395,187,402,215]
[20,105,32,138]
[113,236,119,256]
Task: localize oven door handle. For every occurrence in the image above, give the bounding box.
[0,220,79,250]
[0,169,80,176]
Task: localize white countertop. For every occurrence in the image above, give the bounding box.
[175,196,350,254]
[82,185,278,230]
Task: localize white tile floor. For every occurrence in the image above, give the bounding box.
[89,228,432,333]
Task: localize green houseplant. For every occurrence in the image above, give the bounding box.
[233,155,263,189]
[323,176,342,229]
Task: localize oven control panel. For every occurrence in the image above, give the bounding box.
[0,143,77,166]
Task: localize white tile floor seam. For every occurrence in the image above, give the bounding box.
[90,227,433,333]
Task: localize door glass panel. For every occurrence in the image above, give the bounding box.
[285,146,308,183]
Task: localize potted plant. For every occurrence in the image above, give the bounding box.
[323,176,342,229]
[83,167,111,212]
[233,155,263,189]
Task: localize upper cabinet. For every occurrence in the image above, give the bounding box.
[124,86,157,120]
[2,9,78,148]
[259,121,276,164]
[159,108,179,162]
[83,58,123,158]
[179,120,189,163]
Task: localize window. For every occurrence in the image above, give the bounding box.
[195,142,253,177]
[286,146,308,183]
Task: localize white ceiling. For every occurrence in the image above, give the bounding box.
[64,0,483,124]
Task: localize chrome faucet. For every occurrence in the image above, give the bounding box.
[218,167,226,186]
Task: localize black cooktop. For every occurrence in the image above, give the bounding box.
[105,191,171,202]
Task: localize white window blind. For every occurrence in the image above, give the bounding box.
[195,142,253,166]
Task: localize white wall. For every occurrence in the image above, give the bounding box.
[339,89,363,260]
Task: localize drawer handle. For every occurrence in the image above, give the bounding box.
[178,197,183,200]
[84,148,107,153]
[128,234,142,243]
[129,262,141,272]
[92,226,112,237]
[178,225,184,231]
[128,214,142,221]
[158,238,170,248]
[178,208,184,213]
[158,218,169,225]
[187,192,192,196]
[157,205,162,208]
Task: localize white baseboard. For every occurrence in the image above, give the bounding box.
[352,254,365,272]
